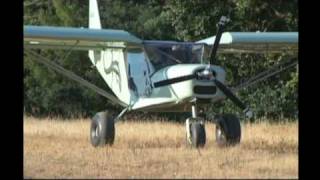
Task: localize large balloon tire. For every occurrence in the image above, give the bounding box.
[187,122,206,148]
[215,114,241,147]
[90,111,115,147]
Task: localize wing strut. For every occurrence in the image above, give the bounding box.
[231,58,298,92]
[24,49,127,107]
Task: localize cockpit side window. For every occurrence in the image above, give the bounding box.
[127,48,153,97]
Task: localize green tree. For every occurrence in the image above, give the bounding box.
[24,0,298,120]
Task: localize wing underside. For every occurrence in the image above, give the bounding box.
[24,25,143,50]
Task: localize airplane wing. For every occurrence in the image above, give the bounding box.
[24,25,144,107]
[196,32,298,53]
[24,25,143,50]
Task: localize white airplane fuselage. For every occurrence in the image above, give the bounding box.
[89,44,227,112]
[132,63,226,112]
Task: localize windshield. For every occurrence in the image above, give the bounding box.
[144,41,207,71]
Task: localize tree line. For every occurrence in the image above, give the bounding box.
[24,0,298,121]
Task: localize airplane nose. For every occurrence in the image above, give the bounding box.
[192,66,225,101]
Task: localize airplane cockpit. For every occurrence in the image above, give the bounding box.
[126,41,209,98]
[144,41,208,71]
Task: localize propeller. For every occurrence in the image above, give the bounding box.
[152,16,253,119]
[153,16,230,88]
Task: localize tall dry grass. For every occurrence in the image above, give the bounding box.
[24,116,298,178]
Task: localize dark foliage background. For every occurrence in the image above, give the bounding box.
[23,0,298,121]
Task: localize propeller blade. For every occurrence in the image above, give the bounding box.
[214,78,253,119]
[213,79,247,110]
[153,74,197,88]
[209,16,230,65]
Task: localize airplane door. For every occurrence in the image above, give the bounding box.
[127,50,152,97]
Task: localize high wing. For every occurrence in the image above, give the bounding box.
[24,25,145,107]
[24,25,142,50]
[196,32,298,53]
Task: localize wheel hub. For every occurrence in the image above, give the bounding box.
[216,126,226,141]
[92,123,101,138]
[185,118,192,144]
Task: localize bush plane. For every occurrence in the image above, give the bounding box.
[24,0,298,148]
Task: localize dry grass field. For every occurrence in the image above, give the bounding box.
[24,116,298,179]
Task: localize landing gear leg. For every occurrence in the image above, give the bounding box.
[185,104,206,148]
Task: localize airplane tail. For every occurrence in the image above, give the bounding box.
[89,0,101,29]
[88,0,101,64]
[87,0,131,105]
